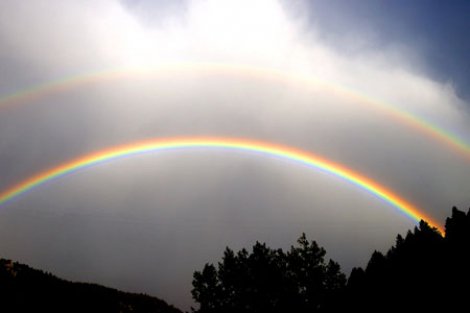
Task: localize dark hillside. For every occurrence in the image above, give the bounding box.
[0,259,182,313]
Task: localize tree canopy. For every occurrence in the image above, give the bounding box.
[191,233,346,313]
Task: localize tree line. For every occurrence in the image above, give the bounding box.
[1,206,468,312]
[191,207,470,312]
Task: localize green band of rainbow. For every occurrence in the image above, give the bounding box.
[0,137,444,234]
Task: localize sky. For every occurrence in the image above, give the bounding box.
[0,0,469,310]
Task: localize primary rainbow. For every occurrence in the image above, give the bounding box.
[0,63,469,160]
[0,136,444,234]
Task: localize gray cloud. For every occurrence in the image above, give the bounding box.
[0,0,469,310]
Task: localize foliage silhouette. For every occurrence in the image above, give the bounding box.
[191,233,346,313]
[341,206,470,312]
[193,207,470,312]
[1,207,469,312]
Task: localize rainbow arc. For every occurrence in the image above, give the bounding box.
[0,137,444,234]
[0,63,469,160]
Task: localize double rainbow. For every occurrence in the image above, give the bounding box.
[0,137,444,234]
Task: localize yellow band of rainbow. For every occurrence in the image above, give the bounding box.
[0,136,444,234]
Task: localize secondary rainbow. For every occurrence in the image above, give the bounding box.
[0,137,444,234]
[0,63,469,160]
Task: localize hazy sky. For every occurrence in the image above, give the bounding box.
[0,0,469,310]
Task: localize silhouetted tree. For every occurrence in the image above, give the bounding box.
[445,206,470,246]
[191,234,345,313]
[286,233,346,311]
[191,263,221,313]
[341,207,470,312]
